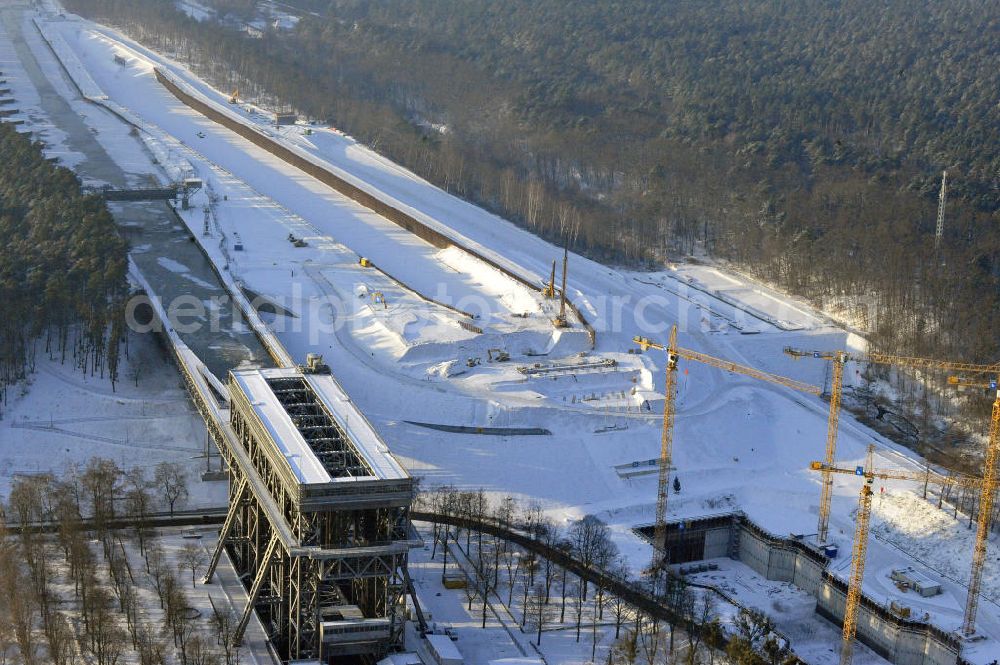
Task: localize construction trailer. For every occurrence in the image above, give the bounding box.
[206,364,415,663]
[889,567,942,597]
[425,633,463,665]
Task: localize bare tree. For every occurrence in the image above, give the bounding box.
[0,616,15,665]
[463,572,479,612]
[184,633,222,665]
[570,578,586,642]
[608,556,632,639]
[68,532,97,603]
[610,629,640,664]
[7,474,50,526]
[503,543,519,606]
[703,618,725,665]
[164,571,197,655]
[683,591,717,665]
[51,479,83,562]
[539,520,561,603]
[0,608,14,665]
[82,458,122,527]
[179,542,207,588]
[135,623,167,665]
[568,514,613,601]
[476,544,500,629]
[516,582,547,646]
[154,462,189,516]
[85,587,126,665]
[124,468,153,555]
[210,604,242,665]
[1,554,37,665]
[591,592,605,662]
[44,611,75,665]
[146,544,168,609]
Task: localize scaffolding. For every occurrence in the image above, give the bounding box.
[204,366,414,663]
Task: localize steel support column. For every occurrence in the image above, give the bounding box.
[204,477,249,583]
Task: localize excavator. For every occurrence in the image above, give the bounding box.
[487,349,510,362]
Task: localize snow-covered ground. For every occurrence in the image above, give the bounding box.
[0,330,226,509]
[6,1,1000,662]
[408,523,629,665]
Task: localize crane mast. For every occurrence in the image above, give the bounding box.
[818,353,846,543]
[784,347,1000,554]
[638,336,998,650]
[813,444,982,662]
[842,479,873,665]
[636,331,820,571]
[652,326,679,570]
[841,446,876,665]
[960,384,1000,636]
[790,346,1000,637]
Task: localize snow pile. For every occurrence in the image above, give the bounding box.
[438,246,540,315]
[871,490,1000,602]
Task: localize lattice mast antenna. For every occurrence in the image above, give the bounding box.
[935,170,947,248]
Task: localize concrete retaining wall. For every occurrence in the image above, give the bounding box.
[704,524,731,559]
[671,513,965,665]
[151,68,598,347]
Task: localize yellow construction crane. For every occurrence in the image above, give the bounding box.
[634,330,821,571]
[811,445,981,665]
[783,348,849,545]
[946,374,1000,637]
[229,88,239,104]
[784,348,998,542]
[786,347,1000,636]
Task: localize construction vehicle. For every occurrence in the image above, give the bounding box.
[300,353,330,375]
[229,88,239,104]
[810,444,981,665]
[359,257,372,267]
[634,330,821,571]
[487,349,510,362]
[786,347,1000,637]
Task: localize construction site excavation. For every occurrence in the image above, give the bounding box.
[0,2,997,665]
